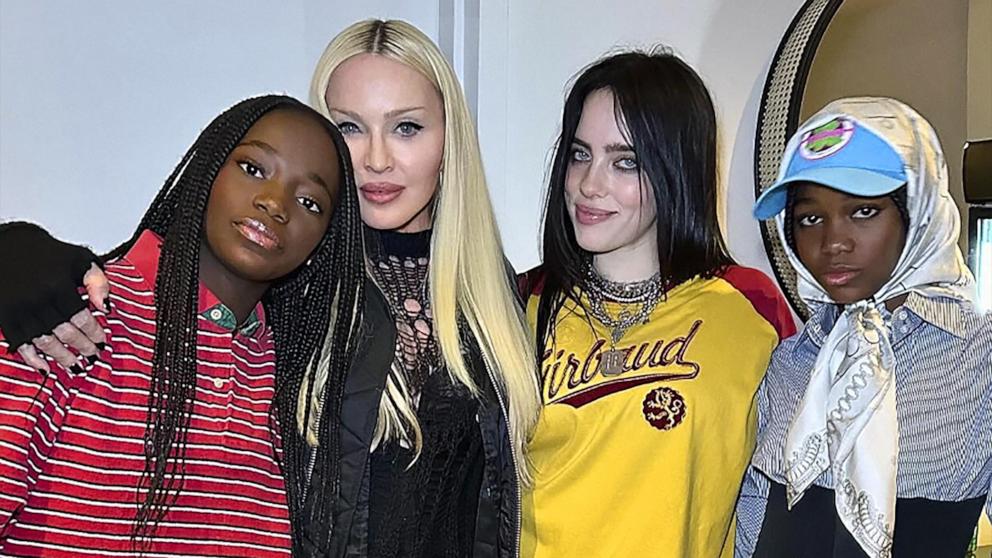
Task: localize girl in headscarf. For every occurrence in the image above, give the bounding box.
[737,97,992,558]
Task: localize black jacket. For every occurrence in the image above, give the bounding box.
[300,281,520,558]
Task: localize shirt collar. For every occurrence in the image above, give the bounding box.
[798,292,969,347]
[901,292,969,339]
[125,230,267,338]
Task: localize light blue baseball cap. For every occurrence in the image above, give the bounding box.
[752,116,908,220]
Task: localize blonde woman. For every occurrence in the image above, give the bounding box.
[0,19,539,558]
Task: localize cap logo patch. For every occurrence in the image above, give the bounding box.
[799,117,855,160]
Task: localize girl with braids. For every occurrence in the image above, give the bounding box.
[0,94,367,556]
[515,50,795,557]
[0,19,539,558]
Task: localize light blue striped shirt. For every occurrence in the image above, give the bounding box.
[736,293,992,557]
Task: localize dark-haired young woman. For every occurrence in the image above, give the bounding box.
[516,50,796,557]
[0,95,366,556]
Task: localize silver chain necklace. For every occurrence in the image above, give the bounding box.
[584,265,666,376]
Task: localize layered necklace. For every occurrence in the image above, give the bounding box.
[584,265,667,376]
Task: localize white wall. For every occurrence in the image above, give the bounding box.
[1,0,806,280]
[0,1,438,252]
[478,0,803,274]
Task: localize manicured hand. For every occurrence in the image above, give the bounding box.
[0,222,107,373]
[17,264,110,373]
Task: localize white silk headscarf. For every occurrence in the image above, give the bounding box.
[777,97,976,558]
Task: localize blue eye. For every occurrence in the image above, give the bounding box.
[395,121,423,137]
[337,121,360,135]
[615,157,639,172]
[569,148,591,163]
[297,196,323,215]
[238,160,266,179]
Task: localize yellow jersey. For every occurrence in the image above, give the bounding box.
[519,266,794,558]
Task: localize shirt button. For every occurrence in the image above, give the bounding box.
[900,325,910,334]
[896,310,908,321]
[210,308,224,320]
[213,377,225,389]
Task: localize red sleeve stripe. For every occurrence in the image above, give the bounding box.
[517,266,548,298]
[719,266,797,341]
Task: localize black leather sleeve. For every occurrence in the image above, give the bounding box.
[0,221,100,349]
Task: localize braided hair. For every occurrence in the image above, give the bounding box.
[103,95,365,551]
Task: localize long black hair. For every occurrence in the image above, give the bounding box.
[535,48,734,350]
[103,95,365,551]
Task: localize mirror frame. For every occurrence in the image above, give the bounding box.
[753,0,845,320]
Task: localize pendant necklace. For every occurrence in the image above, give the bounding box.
[584,265,666,376]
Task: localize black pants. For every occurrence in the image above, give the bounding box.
[753,481,985,557]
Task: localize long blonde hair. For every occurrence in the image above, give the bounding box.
[297,19,540,482]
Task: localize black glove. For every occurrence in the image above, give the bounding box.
[0,222,100,349]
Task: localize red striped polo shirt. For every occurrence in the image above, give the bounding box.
[0,230,291,557]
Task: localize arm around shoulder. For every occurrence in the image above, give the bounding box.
[0,220,106,356]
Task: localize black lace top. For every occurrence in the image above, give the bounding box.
[365,228,485,558]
